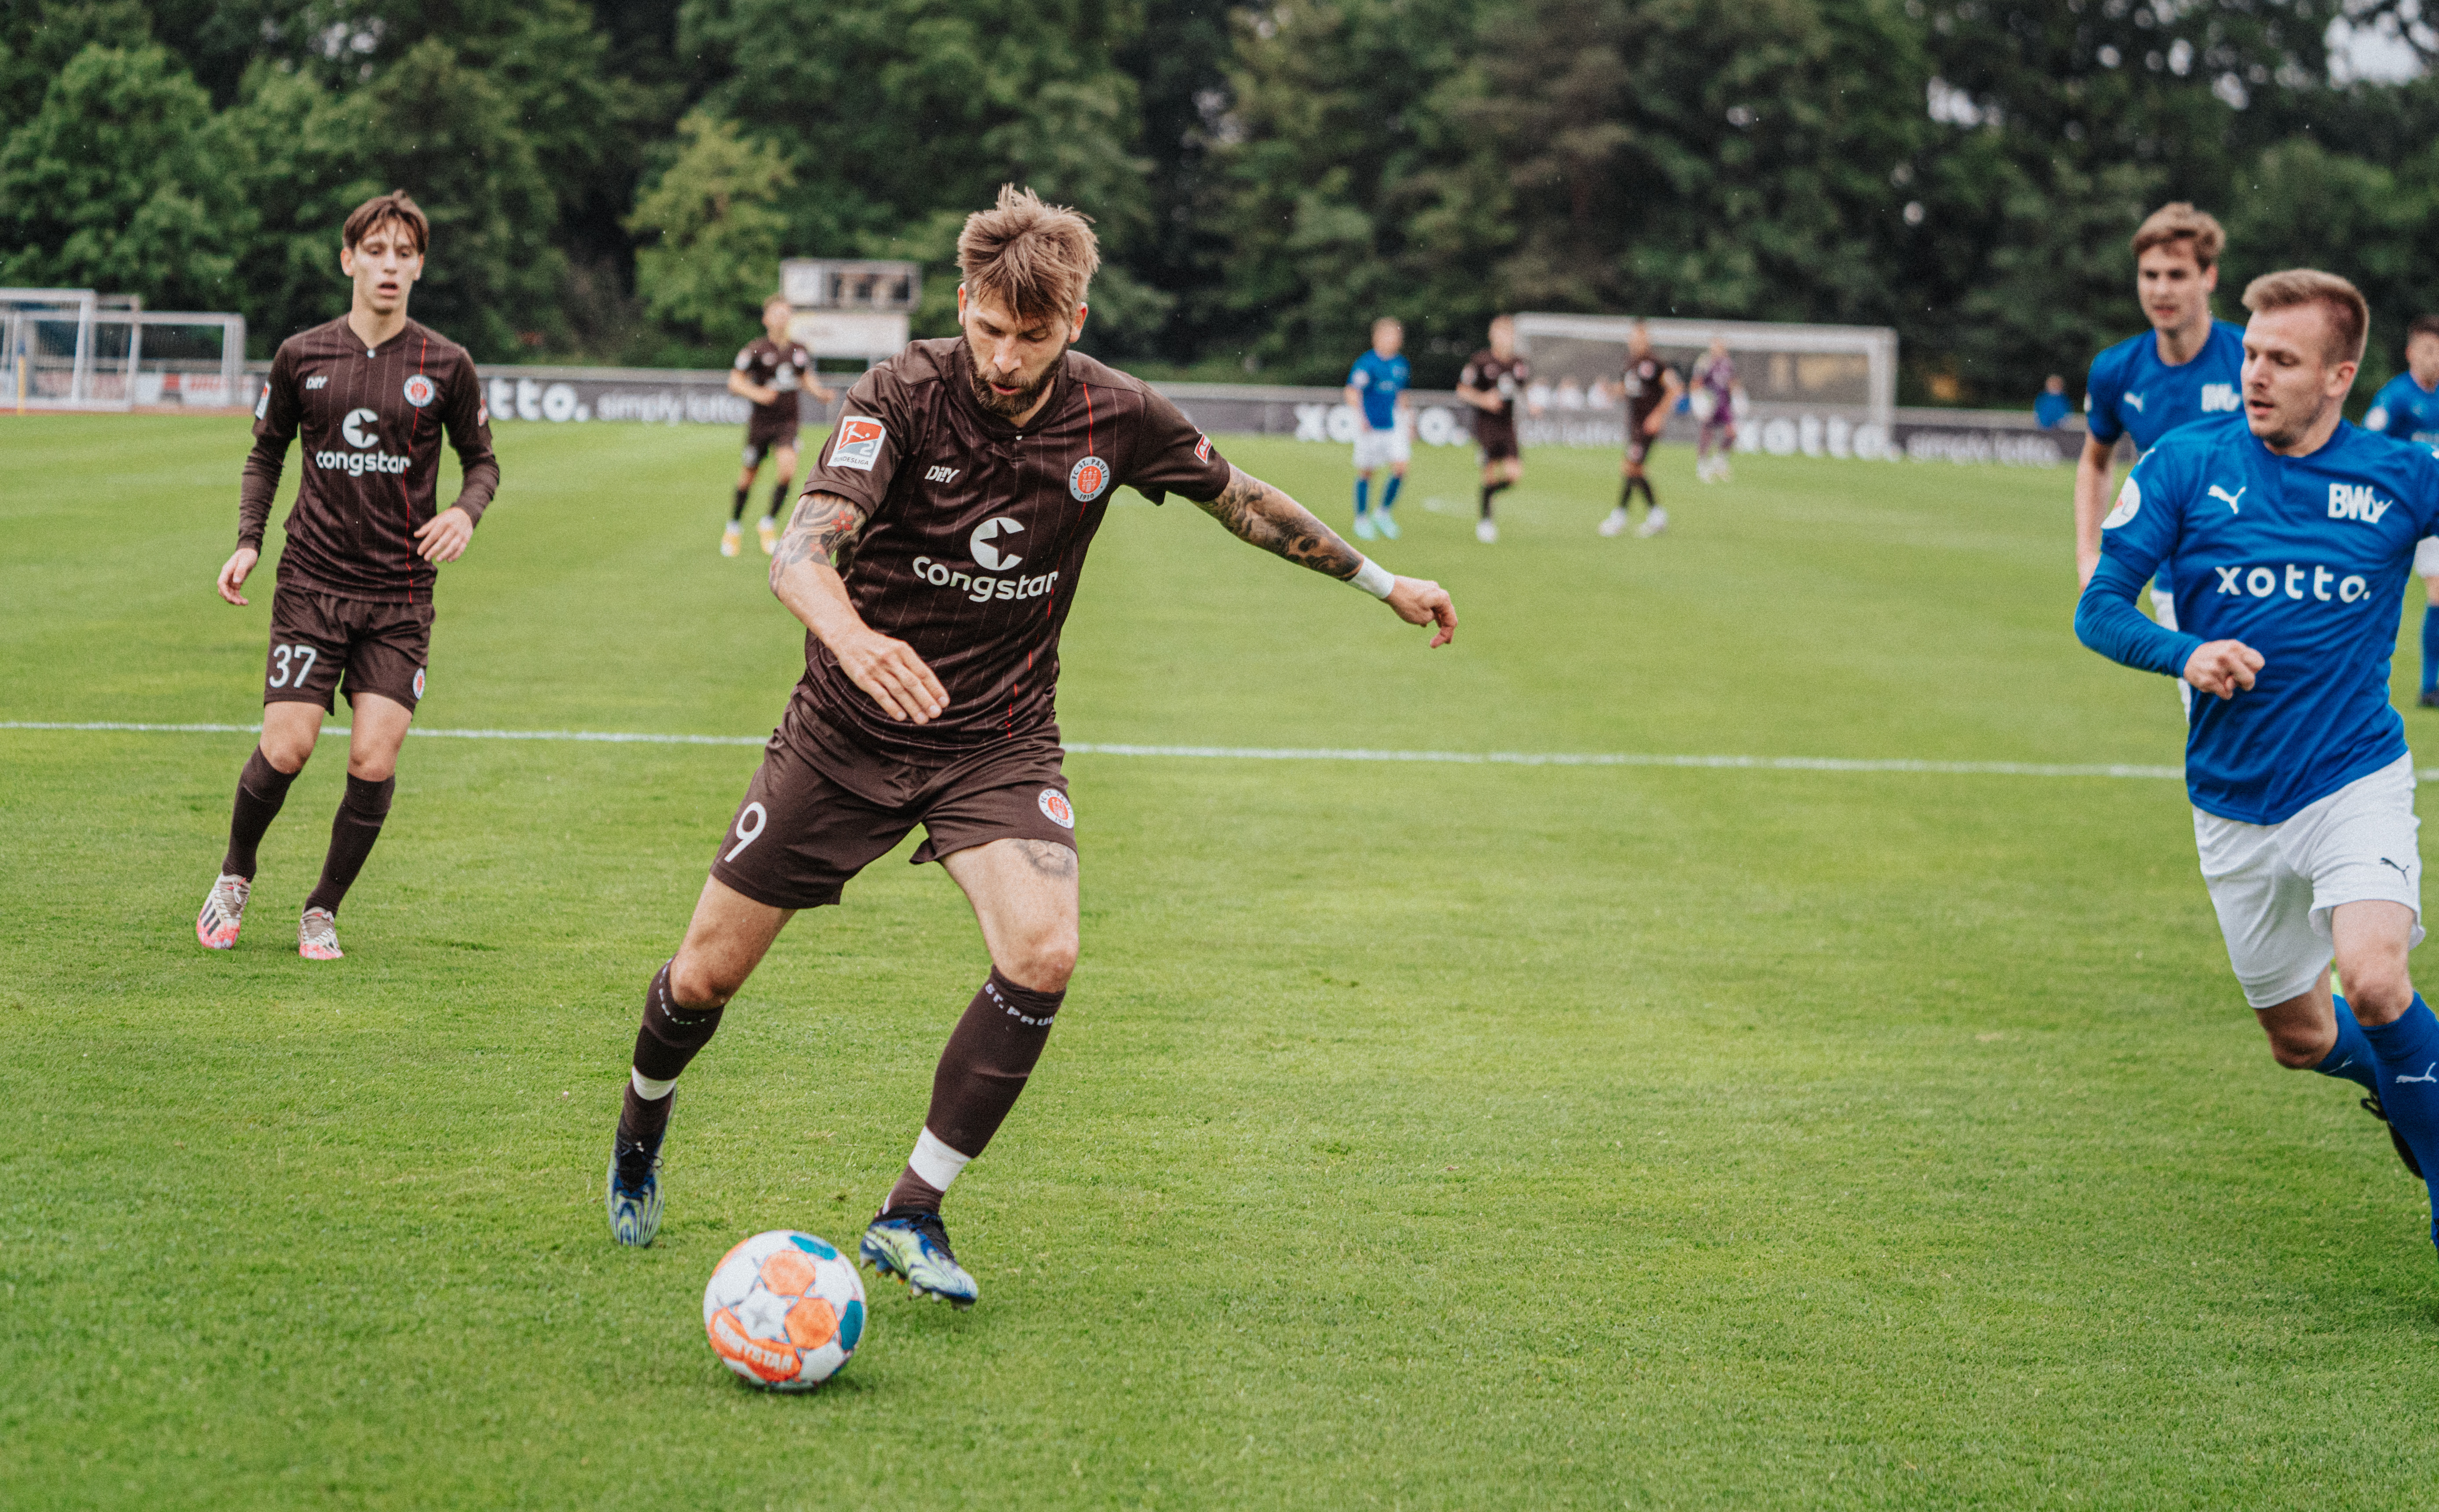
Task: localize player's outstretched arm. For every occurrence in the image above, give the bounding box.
[727,370,779,407]
[769,490,949,723]
[1196,466,1457,647]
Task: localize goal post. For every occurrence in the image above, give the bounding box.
[3,289,246,412]
[1511,313,1898,460]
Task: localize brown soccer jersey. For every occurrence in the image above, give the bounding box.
[240,317,499,604]
[1460,350,1532,428]
[793,337,1233,761]
[735,336,817,428]
[1623,354,1672,430]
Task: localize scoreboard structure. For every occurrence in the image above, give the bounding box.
[778,259,921,368]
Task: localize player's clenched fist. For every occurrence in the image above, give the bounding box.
[836,629,950,724]
[1385,577,1458,648]
[2184,638,2264,700]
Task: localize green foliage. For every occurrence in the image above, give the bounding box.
[624,110,792,344]
[13,0,2439,390]
[0,41,249,308]
[678,0,1170,351]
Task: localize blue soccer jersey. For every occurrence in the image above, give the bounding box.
[2366,372,2439,446]
[1346,350,1409,431]
[2085,414,2439,823]
[2083,320,2248,451]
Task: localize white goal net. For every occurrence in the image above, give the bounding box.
[3,288,248,411]
[1512,313,1898,459]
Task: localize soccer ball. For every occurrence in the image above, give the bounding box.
[703,1230,867,1390]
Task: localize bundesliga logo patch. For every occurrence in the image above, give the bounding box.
[832,417,887,471]
[402,374,436,408]
[1194,434,1211,463]
[1068,456,1110,502]
[1038,789,1074,829]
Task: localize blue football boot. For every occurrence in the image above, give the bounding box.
[606,1134,665,1248]
[860,1208,979,1307]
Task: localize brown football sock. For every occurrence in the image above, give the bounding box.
[221,746,299,879]
[882,968,1064,1214]
[620,959,723,1154]
[767,474,793,518]
[730,484,752,521]
[301,773,392,914]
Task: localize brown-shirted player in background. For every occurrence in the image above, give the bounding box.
[722,293,835,558]
[197,190,499,961]
[1457,315,1534,544]
[1603,320,1683,539]
[604,187,1458,1307]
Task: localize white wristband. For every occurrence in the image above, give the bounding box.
[1350,557,1396,600]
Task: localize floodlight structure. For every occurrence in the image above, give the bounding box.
[3,288,248,412]
[778,259,921,367]
[1513,313,1899,460]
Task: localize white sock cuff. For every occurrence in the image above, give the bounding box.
[630,1068,677,1101]
[908,1127,974,1191]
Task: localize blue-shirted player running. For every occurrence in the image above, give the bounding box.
[2074,204,2248,714]
[2076,269,2439,1244]
[1345,316,1411,541]
[2363,314,2439,708]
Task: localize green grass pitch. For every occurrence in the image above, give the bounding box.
[6,412,2439,1508]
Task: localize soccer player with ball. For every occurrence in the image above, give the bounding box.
[604,187,1459,1306]
[2076,269,2439,1240]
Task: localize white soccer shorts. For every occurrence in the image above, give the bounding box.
[2193,754,2424,1008]
[1352,417,1412,472]
[2414,535,2439,578]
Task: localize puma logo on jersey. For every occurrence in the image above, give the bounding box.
[2122,392,2146,413]
[2201,383,2239,412]
[924,465,961,484]
[305,376,329,390]
[2328,483,2395,524]
[2208,484,2245,514]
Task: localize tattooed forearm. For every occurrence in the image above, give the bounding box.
[770,491,869,582]
[1196,466,1368,578]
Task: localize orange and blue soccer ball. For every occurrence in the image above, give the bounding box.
[703,1230,866,1390]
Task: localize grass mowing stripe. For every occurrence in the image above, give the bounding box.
[0,721,2186,777]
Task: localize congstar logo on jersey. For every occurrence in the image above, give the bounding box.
[312,406,411,476]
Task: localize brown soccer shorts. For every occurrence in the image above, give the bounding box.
[264,581,433,713]
[709,729,1077,910]
[1477,421,1521,463]
[741,411,801,468]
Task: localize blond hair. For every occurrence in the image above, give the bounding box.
[2131,202,2224,270]
[958,186,1099,321]
[2243,268,2369,365]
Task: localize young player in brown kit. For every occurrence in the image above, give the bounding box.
[1457,315,1533,543]
[723,294,835,557]
[197,190,499,961]
[603,187,1460,1307]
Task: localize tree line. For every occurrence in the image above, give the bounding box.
[7,0,2439,402]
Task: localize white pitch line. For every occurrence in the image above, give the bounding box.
[0,719,2196,778]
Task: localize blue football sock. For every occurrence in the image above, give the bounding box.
[1353,477,1370,515]
[2421,605,2439,694]
[2314,995,2381,1093]
[1381,474,1403,511]
[2360,995,2439,1243]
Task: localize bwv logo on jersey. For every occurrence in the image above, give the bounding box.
[831,417,886,471]
[2213,563,2373,603]
[2329,483,2396,524]
[1068,455,1110,502]
[2201,383,2239,412]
